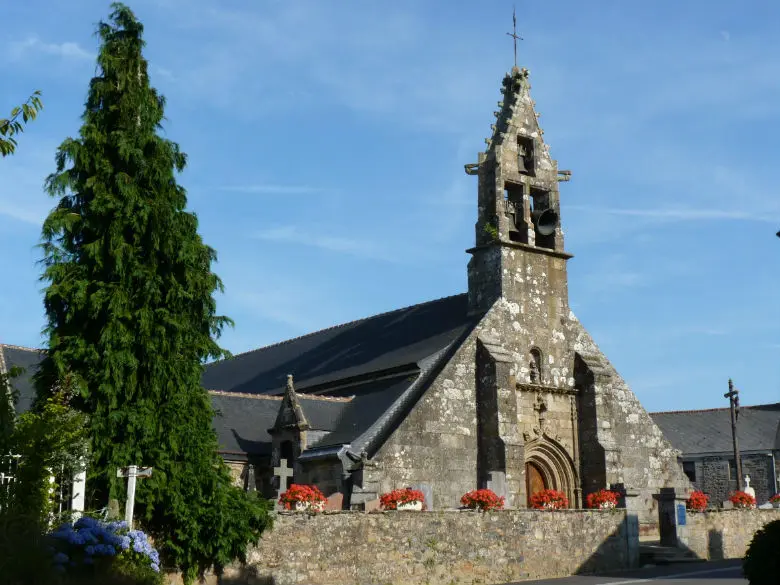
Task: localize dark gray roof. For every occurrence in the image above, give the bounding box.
[209,376,416,459]
[306,375,413,449]
[650,403,780,455]
[1,344,44,415]
[210,392,281,460]
[5,294,481,462]
[202,294,477,395]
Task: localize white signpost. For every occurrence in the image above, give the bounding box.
[117,465,152,528]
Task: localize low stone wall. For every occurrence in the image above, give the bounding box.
[228,509,638,585]
[680,509,780,560]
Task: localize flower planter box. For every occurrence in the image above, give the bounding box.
[396,500,423,511]
[293,501,325,512]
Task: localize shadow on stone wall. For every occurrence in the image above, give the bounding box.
[575,514,637,576]
[708,528,725,561]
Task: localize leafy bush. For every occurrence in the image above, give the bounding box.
[586,489,618,509]
[742,519,780,585]
[529,489,569,510]
[380,488,426,510]
[0,507,58,585]
[460,489,504,511]
[686,490,709,512]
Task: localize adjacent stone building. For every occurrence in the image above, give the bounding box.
[4,65,692,532]
[651,403,780,505]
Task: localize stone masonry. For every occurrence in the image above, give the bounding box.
[236,510,637,585]
[680,509,780,560]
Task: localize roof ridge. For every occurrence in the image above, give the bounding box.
[651,403,780,415]
[297,393,354,403]
[1,343,45,353]
[212,292,468,364]
[208,389,282,401]
[207,389,354,403]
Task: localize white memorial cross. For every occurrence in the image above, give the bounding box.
[743,475,756,499]
[273,458,294,509]
[117,465,152,528]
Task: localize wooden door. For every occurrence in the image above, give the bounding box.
[526,462,547,506]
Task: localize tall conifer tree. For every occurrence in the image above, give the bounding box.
[36,4,270,580]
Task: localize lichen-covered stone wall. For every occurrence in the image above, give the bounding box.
[571,318,692,530]
[368,332,480,509]
[237,509,637,585]
[680,509,780,560]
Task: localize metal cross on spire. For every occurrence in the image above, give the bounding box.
[506,6,523,68]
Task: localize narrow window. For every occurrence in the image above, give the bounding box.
[529,348,543,384]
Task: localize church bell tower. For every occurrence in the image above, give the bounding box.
[465,65,573,315]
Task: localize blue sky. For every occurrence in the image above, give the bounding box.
[2,0,779,412]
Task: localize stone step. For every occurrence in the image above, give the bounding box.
[638,543,704,566]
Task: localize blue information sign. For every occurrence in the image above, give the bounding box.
[676,503,686,526]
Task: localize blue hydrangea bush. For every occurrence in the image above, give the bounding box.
[48,516,163,584]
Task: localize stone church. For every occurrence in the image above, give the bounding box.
[201,65,691,528]
[3,64,691,531]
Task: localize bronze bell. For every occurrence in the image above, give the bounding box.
[532,208,558,236]
[517,153,528,173]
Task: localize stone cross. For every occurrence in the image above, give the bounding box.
[273,458,294,509]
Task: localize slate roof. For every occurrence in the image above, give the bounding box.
[208,378,411,460]
[201,293,476,395]
[1,344,44,415]
[203,293,480,459]
[650,403,780,456]
[4,294,481,462]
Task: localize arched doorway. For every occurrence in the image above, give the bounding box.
[525,461,548,506]
[524,436,579,508]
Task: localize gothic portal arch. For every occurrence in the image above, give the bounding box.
[524,435,579,508]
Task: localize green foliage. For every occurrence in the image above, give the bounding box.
[0,365,23,454]
[6,386,89,525]
[1,91,43,156]
[0,387,89,585]
[35,3,272,582]
[483,223,498,241]
[742,519,780,585]
[0,507,58,585]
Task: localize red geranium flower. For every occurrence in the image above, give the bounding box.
[380,488,426,510]
[686,490,709,512]
[278,484,326,511]
[529,489,569,510]
[460,489,504,511]
[729,490,756,509]
[586,489,619,510]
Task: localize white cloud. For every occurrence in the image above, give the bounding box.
[8,36,93,61]
[252,225,398,263]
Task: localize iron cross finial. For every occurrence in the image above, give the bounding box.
[506,6,523,68]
